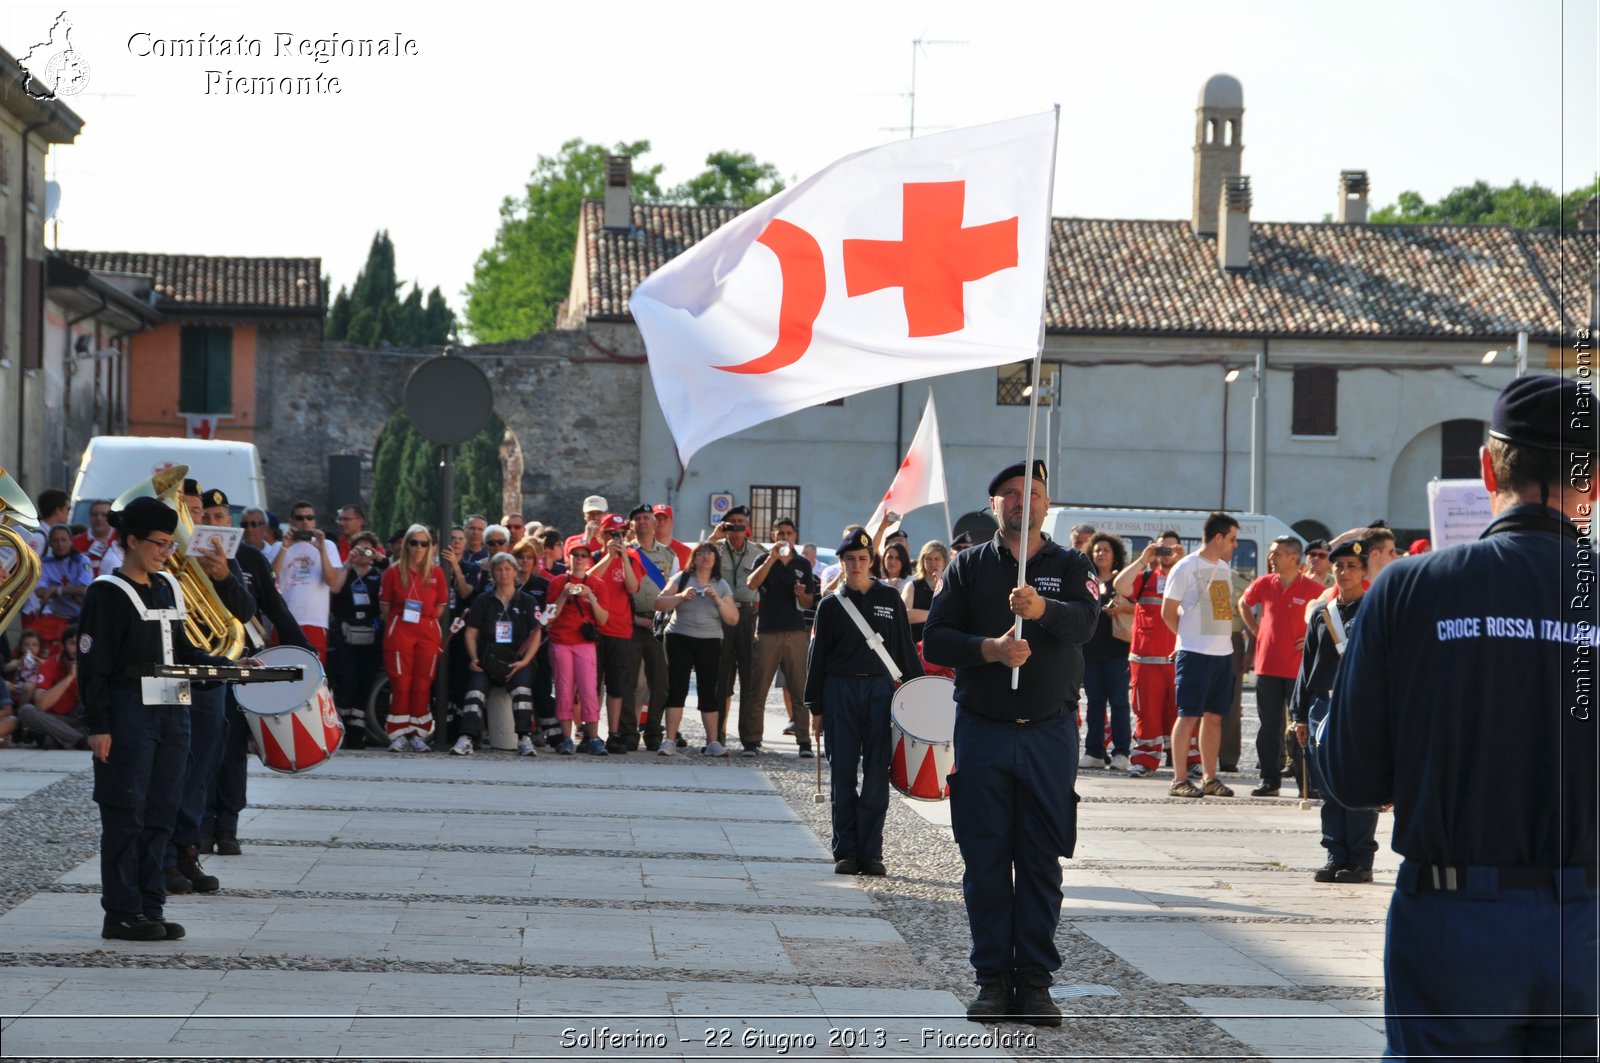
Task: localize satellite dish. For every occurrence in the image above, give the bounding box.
[43,181,61,220]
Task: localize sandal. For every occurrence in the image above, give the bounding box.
[1169,779,1204,798]
[1202,778,1235,797]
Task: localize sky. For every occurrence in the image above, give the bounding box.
[7,0,1597,333]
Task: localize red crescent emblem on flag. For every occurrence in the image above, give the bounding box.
[714,219,825,375]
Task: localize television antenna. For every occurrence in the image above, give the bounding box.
[881,34,968,139]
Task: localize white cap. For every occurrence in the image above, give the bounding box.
[582,495,608,513]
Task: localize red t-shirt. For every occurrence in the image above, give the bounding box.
[588,548,642,638]
[666,538,692,571]
[1128,567,1178,658]
[1241,573,1327,678]
[546,574,601,645]
[379,565,450,641]
[32,653,78,714]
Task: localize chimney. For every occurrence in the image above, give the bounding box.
[1338,170,1370,224]
[1218,176,1251,271]
[1192,74,1245,236]
[1579,194,1599,235]
[603,154,632,232]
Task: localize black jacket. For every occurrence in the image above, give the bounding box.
[803,581,923,714]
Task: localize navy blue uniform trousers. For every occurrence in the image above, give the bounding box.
[203,691,249,836]
[93,690,189,918]
[167,684,225,866]
[949,711,1078,989]
[1306,752,1378,868]
[1385,860,1597,1059]
[821,675,893,862]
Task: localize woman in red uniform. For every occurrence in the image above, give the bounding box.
[380,524,449,752]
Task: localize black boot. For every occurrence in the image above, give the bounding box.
[176,844,220,893]
[214,831,242,856]
[1013,984,1062,1027]
[966,981,1012,1023]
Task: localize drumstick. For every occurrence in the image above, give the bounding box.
[813,738,826,804]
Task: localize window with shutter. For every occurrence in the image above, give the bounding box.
[1291,367,1337,437]
[179,326,233,414]
[1440,419,1485,478]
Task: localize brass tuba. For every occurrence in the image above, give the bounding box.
[0,467,43,633]
[112,464,246,660]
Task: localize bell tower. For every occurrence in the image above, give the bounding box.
[1192,74,1244,236]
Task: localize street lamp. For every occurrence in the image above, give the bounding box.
[1224,347,1267,514]
[1022,368,1062,485]
[1482,331,1530,377]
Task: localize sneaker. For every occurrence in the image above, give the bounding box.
[1201,778,1234,797]
[1078,753,1106,769]
[586,738,608,756]
[965,983,1012,1024]
[557,738,576,755]
[1127,764,1152,778]
[658,739,675,756]
[1013,984,1062,1028]
[1188,763,1203,780]
[517,735,537,757]
[408,735,430,753]
[782,722,796,736]
[388,735,408,753]
[176,845,220,893]
[704,740,726,757]
[1169,779,1204,798]
[450,736,474,756]
[797,745,814,759]
[214,831,242,857]
[1313,860,1347,883]
[101,913,167,942]
[675,734,687,748]
[1333,866,1374,884]
[1108,754,1131,772]
[1250,783,1281,797]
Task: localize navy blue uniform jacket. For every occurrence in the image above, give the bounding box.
[1318,504,1596,868]
[923,533,1099,720]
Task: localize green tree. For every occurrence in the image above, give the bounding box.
[669,150,785,207]
[1371,177,1598,229]
[464,138,666,343]
[463,141,786,342]
[369,412,506,540]
[325,230,457,346]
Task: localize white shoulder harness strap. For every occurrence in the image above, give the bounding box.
[1324,599,1349,656]
[94,572,191,703]
[834,590,902,681]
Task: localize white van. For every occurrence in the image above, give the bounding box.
[1042,506,1298,582]
[69,436,267,526]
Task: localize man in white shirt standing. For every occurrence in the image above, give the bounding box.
[1160,512,1240,799]
[271,500,346,663]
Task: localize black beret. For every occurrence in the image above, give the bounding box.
[201,488,229,509]
[182,478,201,498]
[987,459,1048,498]
[628,504,653,520]
[837,530,873,556]
[726,505,751,518]
[1489,375,1583,453]
[110,496,178,537]
[951,531,975,547]
[1328,538,1370,565]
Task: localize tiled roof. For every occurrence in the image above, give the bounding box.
[58,250,323,314]
[1515,229,1599,337]
[579,201,1589,340]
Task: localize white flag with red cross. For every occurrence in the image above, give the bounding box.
[630,110,1058,465]
[864,391,947,538]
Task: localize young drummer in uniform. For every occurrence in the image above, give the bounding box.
[804,530,922,877]
[923,460,1100,1026]
[78,497,252,941]
[1292,537,1377,883]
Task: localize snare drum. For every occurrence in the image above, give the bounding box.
[234,644,343,774]
[889,676,956,801]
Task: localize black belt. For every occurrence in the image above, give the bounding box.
[969,710,1063,726]
[1410,862,1598,893]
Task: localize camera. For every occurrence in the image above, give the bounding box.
[1155,547,1172,557]
[567,584,585,596]
[356,547,374,558]
[294,529,316,542]
[607,530,625,540]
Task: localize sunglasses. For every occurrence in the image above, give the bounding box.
[407,539,431,548]
[485,539,508,547]
[293,514,316,522]
[242,520,264,528]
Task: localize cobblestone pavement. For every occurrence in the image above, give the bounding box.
[0,684,1392,1061]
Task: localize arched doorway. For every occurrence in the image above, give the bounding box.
[1387,419,1485,537]
[368,410,510,536]
[1291,519,1332,543]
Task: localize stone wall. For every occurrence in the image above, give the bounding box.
[254,330,644,533]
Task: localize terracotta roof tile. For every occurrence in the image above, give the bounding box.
[581,201,1586,340]
[58,250,323,314]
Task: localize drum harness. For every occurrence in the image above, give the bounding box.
[833,590,903,681]
[94,571,193,705]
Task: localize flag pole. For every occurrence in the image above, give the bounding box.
[1011,104,1061,691]
[930,387,954,543]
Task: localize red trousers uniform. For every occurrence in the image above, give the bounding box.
[1128,658,1199,774]
[385,627,441,738]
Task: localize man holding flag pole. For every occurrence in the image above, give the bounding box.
[630,107,1086,1023]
